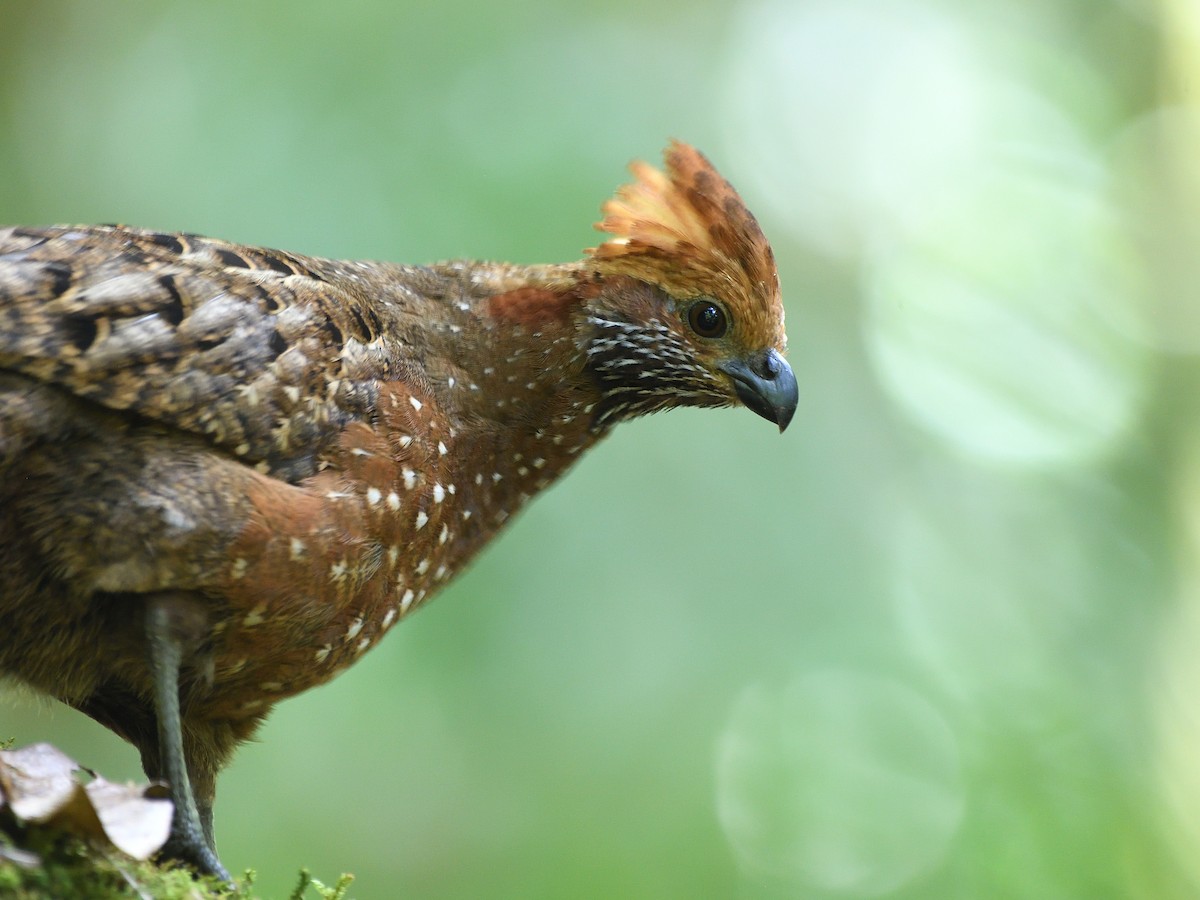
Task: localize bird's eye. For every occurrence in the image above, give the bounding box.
[687,300,728,339]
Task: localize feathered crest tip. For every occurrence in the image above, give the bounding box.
[586,141,778,314]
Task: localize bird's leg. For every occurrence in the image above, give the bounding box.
[145,593,230,882]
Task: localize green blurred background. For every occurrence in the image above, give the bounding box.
[2,0,1198,896]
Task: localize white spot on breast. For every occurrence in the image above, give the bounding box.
[387,491,401,510]
[403,468,417,490]
[448,376,456,388]
[387,545,400,567]
[492,472,502,483]
[415,558,430,575]
[409,396,423,412]
[351,447,371,457]
[315,645,332,663]
[366,486,382,506]
[475,473,483,485]
[401,588,416,612]
[438,441,448,456]
[357,637,371,653]
[398,435,414,448]
[435,564,447,580]
[289,538,306,560]
[242,602,267,627]
[517,467,529,477]
[382,607,398,629]
[345,616,364,640]
[330,559,349,582]
[433,483,445,503]
[439,524,449,545]
[261,681,283,692]
[415,510,428,530]
[462,509,472,520]
[230,558,249,580]
[235,443,250,456]
[532,458,546,469]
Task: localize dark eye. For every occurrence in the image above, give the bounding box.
[687,300,728,338]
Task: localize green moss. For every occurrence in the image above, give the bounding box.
[0,819,352,900]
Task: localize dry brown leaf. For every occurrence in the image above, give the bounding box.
[0,742,172,860]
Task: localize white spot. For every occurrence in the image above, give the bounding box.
[532,457,546,468]
[284,385,301,403]
[242,602,267,626]
[448,376,456,388]
[447,483,456,494]
[415,510,428,530]
[433,483,446,503]
[438,441,448,456]
[526,382,537,390]
[398,435,414,448]
[518,466,529,477]
[235,443,250,456]
[231,558,249,579]
[513,452,523,461]
[462,509,472,520]
[492,472,502,482]
[382,607,398,629]
[387,491,401,510]
[240,699,266,711]
[346,617,364,640]
[315,645,332,663]
[409,396,423,412]
[401,589,416,612]
[387,545,400,567]
[330,559,349,582]
[439,524,449,545]
[483,366,495,375]
[403,468,417,490]
[469,382,479,391]
[457,301,470,312]
[357,637,371,653]
[261,681,283,692]
[475,473,483,485]
[416,558,430,575]
[289,538,306,560]
[552,434,564,445]
[366,486,382,506]
[435,564,447,580]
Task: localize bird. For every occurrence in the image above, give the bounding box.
[0,141,796,879]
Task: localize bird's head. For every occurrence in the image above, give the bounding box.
[581,141,796,433]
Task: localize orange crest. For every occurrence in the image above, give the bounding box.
[587,141,783,349]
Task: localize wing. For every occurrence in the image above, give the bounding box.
[0,225,430,482]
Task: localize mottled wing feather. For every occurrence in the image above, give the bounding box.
[0,225,414,481]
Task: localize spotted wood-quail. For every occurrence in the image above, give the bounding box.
[0,142,796,878]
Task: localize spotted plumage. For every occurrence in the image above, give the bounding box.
[0,142,796,878]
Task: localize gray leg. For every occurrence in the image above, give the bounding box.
[145,596,230,881]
